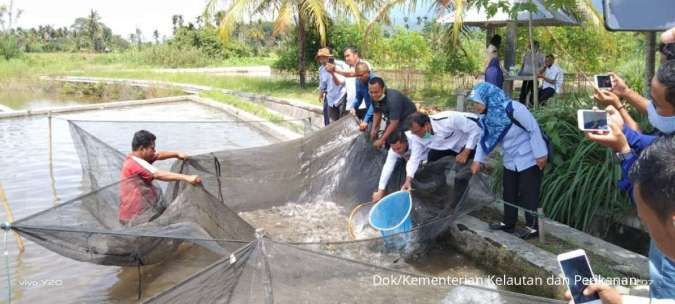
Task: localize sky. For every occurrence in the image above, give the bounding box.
[6,0,605,40]
[8,0,210,40]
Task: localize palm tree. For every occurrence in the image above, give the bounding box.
[206,0,367,88]
[135,28,143,50]
[86,9,104,51]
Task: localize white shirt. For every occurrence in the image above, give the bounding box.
[474,101,548,172]
[319,60,348,107]
[541,63,564,94]
[406,111,482,178]
[378,145,411,190]
[345,59,372,110]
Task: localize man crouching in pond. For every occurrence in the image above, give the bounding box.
[118,130,202,226]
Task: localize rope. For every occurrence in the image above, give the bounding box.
[495,199,546,217]
[56,117,311,124]
[3,230,10,304]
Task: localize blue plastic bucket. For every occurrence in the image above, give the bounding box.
[368,191,413,248]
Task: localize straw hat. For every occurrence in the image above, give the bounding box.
[315,48,332,58]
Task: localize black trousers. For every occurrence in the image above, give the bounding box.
[327,95,347,123]
[538,87,556,105]
[502,165,542,229]
[427,149,458,162]
[355,108,367,120]
[519,80,535,105]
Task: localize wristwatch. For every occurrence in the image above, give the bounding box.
[615,149,634,162]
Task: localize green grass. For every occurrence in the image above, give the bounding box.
[529,236,628,282]
[201,90,285,123]
[200,90,306,134]
[69,69,319,104]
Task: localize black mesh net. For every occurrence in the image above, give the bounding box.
[9,116,562,303]
[146,237,562,304]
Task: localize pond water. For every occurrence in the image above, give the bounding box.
[0,95,516,303]
[0,82,182,112]
[0,99,280,303]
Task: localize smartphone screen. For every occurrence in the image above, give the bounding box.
[582,111,609,131]
[596,75,612,89]
[560,255,600,303]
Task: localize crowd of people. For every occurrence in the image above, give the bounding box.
[311,30,675,302]
[114,28,675,302]
[484,35,564,107]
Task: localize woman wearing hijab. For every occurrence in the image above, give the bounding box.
[469,82,548,240]
[484,35,504,89]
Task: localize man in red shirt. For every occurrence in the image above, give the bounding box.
[119,130,202,225]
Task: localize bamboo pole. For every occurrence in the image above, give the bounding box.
[0,183,25,253]
[48,113,59,205]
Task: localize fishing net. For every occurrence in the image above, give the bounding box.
[146,237,562,304]
[8,116,562,303]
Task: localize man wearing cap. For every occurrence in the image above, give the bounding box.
[316,48,348,125]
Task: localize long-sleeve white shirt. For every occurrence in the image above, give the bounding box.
[377,111,482,190]
[474,101,548,172]
[377,143,411,190]
[406,111,482,178]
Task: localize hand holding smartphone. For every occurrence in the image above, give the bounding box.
[594,74,612,90]
[577,110,610,133]
[557,249,601,304]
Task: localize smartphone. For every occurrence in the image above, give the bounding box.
[594,74,612,89]
[328,57,335,64]
[557,250,601,304]
[577,110,609,132]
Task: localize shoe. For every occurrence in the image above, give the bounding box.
[518,227,539,240]
[489,222,515,233]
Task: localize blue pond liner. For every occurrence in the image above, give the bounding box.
[368,191,413,248]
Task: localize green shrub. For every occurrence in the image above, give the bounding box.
[0,33,22,60]
[122,45,212,67]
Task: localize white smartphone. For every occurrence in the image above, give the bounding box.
[557,249,601,304]
[577,110,609,132]
[594,74,612,89]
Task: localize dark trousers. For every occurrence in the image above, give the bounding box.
[428,149,458,162]
[519,80,535,105]
[328,96,347,123]
[355,108,367,120]
[502,165,542,229]
[538,87,556,105]
[322,97,330,126]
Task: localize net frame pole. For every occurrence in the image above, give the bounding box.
[538,207,545,243]
[48,112,59,205]
[0,183,24,253]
